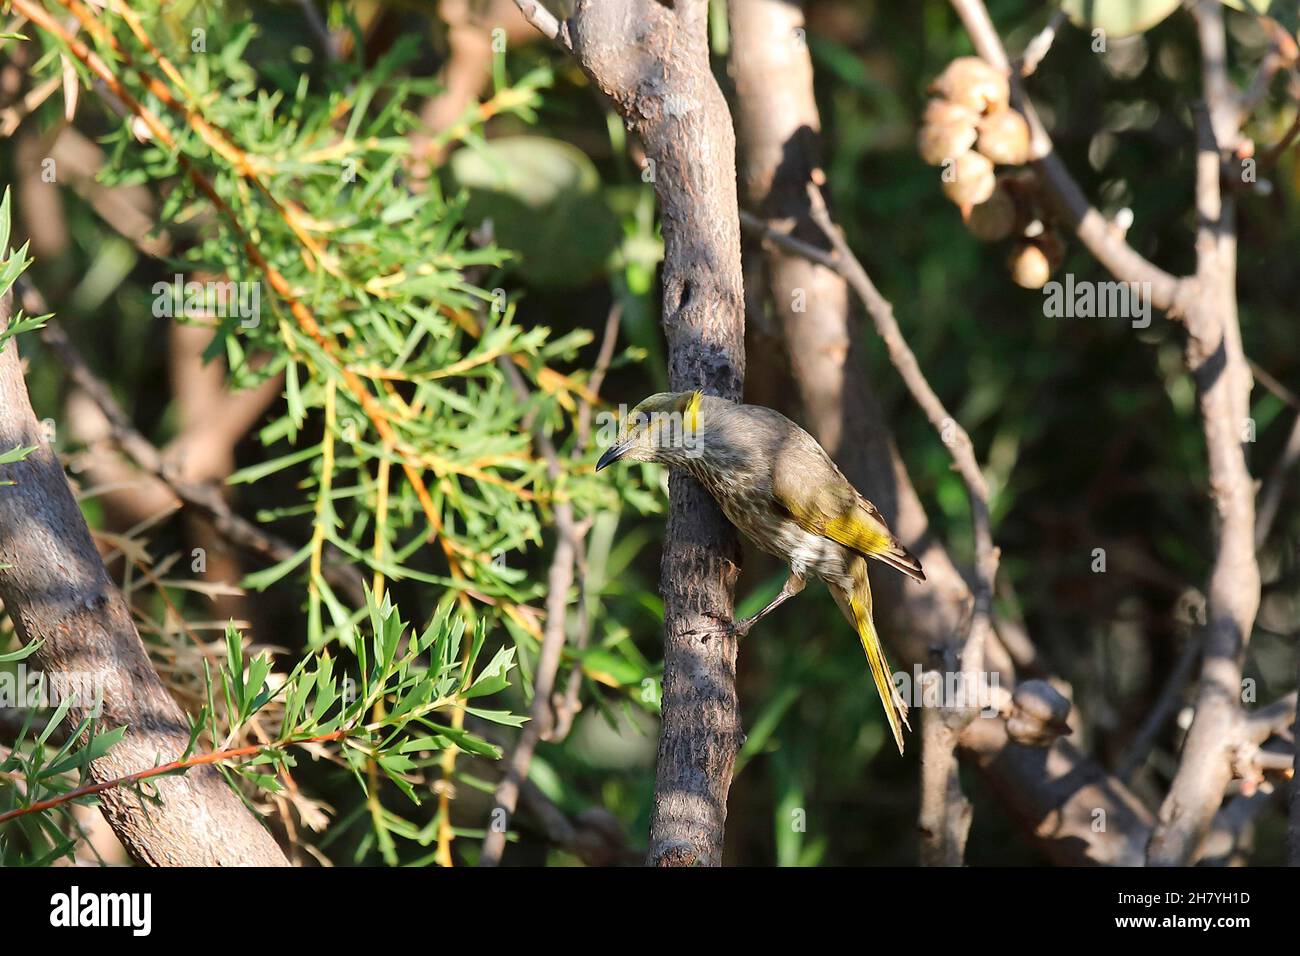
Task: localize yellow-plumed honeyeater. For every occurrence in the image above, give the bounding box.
[596,390,925,753]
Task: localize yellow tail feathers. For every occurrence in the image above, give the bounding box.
[831,564,909,754]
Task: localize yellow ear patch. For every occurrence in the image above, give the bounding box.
[684,390,703,434]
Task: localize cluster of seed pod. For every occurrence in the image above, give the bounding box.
[918,56,1065,289]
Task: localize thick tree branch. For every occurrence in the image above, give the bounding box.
[0,293,288,865]
[516,0,746,867]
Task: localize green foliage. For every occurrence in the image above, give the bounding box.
[0,589,520,864]
[0,188,42,353]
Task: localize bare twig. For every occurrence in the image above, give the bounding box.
[1255,409,1300,547]
[1016,9,1067,78]
[743,173,998,864]
[1237,18,1294,125]
[512,0,571,49]
[518,779,638,865]
[744,158,999,862]
[29,302,366,606]
[1260,105,1300,170]
[1118,627,1202,781]
[480,305,619,863]
[1246,692,1297,745]
[553,303,622,741]
[478,355,586,865]
[800,183,997,864]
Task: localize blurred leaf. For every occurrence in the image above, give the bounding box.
[449,136,621,288]
[1059,0,1181,36]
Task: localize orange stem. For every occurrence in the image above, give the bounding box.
[0,729,348,827]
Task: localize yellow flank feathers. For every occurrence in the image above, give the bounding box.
[821,511,894,557]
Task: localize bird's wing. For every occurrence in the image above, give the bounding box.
[772,445,926,582]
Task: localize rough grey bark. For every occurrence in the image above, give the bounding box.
[729,0,1154,865]
[514,0,746,866]
[0,295,289,866]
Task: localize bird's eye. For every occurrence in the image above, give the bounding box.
[630,412,648,431]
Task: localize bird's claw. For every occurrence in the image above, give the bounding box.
[683,613,755,644]
[730,617,755,640]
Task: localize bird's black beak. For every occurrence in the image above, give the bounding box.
[596,440,631,472]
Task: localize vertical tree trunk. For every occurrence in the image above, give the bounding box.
[0,294,288,866]
[514,0,747,865]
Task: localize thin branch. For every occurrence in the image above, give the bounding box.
[743,186,999,865]
[435,292,602,867]
[1148,1,1262,865]
[1118,627,1203,781]
[480,321,605,863]
[1255,408,1300,547]
[553,302,621,742]
[512,0,572,49]
[948,0,1184,313]
[0,730,346,828]
[1246,692,1297,745]
[29,299,367,607]
[517,779,638,865]
[1016,9,1066,78]
[1260,104,1300,169]
[1237,18,1293,125]
[798,184,997,863]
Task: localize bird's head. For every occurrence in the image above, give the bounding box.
[596,390,709,471]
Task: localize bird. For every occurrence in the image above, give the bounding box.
[596,390,925,753]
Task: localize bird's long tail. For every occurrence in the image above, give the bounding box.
[831,559,909,754]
